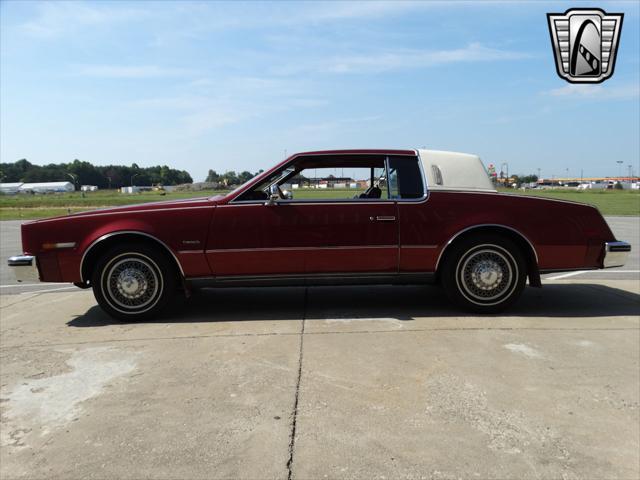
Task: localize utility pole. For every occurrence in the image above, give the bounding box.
[537,168,541,181]
[65,173,77,191]
[616,160,623,179]
[131,173,139,187]
[107,176,112,190]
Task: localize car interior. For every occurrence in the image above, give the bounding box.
[234,154,423,202]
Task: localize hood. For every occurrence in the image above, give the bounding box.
[26,196,215,224]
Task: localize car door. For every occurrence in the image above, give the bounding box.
[205,155,400,277]
[206,198,399,277]
[297,202,398,274]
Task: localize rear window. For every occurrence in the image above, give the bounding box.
[387,156,425,199]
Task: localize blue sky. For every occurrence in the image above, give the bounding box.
[1,1,638,181]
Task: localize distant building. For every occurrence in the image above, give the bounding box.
[81,185,98,192]
[1,182,75,194]
[0,183,23,194]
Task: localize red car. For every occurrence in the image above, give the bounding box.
[8,149,630,320]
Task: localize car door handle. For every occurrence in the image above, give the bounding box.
[370,216,396,222]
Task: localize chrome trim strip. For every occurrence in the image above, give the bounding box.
[208,271,397,281]
[80,231,185,282]
[205,245,398,254]
[434,224,539,271]
[401,245,438,249]
[220,201,394,207]
[186,271,436,287]
[603,241,631,268]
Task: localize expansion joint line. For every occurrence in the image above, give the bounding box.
[286,286,308,480]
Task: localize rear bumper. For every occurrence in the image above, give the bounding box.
[7,255,40,282]
[603,241,631,268]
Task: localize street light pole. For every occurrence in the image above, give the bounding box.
[65,173,77,191]
[501,162,509,180]
[616,160,623,179]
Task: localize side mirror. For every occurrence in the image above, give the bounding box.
[265,184,280,206]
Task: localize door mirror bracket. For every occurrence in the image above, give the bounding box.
[265,184,280,206]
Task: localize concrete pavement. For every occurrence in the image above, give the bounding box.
[1,280,638,479]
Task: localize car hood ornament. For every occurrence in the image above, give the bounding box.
[547,8,623,83]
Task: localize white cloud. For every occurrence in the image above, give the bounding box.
[77,65,193,79]
[546,83,640,100]
[20,2,147,38]
[272,43,529,75]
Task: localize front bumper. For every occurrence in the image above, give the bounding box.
[7,255,40,282]
[603,241,631,268]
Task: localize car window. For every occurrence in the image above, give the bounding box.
[285,166,387,201]
[387,156,425,199]
[234,154,424,203]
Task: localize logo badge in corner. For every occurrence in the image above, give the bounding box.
[547,8,623,83]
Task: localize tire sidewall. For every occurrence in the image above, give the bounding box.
[92,244,175,321]
[442,235,526,313]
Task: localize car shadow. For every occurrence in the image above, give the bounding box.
[67,282,640,327]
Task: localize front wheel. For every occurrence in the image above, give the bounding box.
[91,244,176,321]
[441,235,526,313]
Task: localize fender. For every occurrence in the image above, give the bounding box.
[80,230,185,282]
[435,223,539,271]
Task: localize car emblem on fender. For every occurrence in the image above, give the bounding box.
[547,8,623,83]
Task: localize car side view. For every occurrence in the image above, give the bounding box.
[8,149,631,320]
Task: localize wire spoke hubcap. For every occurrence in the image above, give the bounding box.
[117,267,148,299]
[458,247,515,303]
[104,256,160,311]
[470,259,503,290]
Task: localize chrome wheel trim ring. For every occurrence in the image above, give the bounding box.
[101,253,164,314]
[455,244,518,306]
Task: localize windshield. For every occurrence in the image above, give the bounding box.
[221,169,272,199]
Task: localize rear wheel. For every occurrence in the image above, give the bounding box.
[441,234,526,313]
[91,244,176,321]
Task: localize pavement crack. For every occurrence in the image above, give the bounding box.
[286,286,307,480]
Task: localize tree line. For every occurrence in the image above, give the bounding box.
[205,169,264,186]
[0,159,193,189]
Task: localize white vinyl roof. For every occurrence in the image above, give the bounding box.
[418,149,496,193]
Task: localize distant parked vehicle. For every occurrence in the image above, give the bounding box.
[8,148,631,320]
